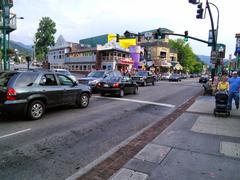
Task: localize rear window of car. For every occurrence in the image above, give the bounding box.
[15,72,39,87]
[0,72,17,87]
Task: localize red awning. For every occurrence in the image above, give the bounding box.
[119,58,134,65]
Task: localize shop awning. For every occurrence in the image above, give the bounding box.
[119,58,134,65]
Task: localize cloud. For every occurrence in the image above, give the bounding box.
[10,0,240,57]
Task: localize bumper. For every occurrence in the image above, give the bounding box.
[0,100,28,114]
[98,87,120,95]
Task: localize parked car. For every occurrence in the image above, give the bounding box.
[97,71,138,97]
[51,68,77,82]
[169,74,182,81]
[161,73,172,80]
[78,70,111,92]
[131,70,155,86]
[0,70,91,120]
[181,73,187,79]
[199,74,209,83]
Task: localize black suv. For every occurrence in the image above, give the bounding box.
[131,70,155,86]
[0,70,91,120]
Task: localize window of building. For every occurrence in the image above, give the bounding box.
[102,65,106,70]
[83,65,87,70]
[107,65,112,70]
[92,65,95,69]
[79,65,82,71]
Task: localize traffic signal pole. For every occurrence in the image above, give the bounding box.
[2,0,8,71]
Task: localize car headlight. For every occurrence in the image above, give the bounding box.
[89,80,99,85]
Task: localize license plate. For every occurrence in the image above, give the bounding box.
[104,84,109,87]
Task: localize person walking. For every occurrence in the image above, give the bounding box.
[228,71,240,110]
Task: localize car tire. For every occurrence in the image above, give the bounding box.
[133,87,138,94]
[119,89,124,98]
[27,100,45,120]
[77,93,89,108]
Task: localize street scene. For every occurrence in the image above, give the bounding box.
[1,0,240,180]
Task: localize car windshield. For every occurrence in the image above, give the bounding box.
[136,71,148,76]
[57,70,71,76]
[87,71,105,78]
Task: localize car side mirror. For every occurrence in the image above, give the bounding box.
[72,81,78,86]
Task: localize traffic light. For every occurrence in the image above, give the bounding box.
[196,3,204,19]
[184,31,188,42]
[189,0,198,4]
[137,33,141,42]
[116,34,119,42]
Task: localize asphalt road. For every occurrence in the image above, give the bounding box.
[0,78,202,180]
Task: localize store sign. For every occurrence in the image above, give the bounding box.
[119,58,133,65]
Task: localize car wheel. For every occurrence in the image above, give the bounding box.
[77,93,89,108]
[143,80,147,86]
[27,100,45,120]
[133,87,138,94]
[119,89,124,97]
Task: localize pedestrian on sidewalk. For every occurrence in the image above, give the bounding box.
[228,71,240,110]
[217,75,229,92]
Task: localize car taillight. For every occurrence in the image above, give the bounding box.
[7,88,16,101]
[113,83,120,88]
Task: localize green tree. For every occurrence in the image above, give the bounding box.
[35,17,56,61]
[169,39,203,73]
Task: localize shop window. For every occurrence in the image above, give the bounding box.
[87,65,91,70]
[107,65,112,70]
[160,52,166,58]
[83,65,87,70]
[76,65,79,70]
[92,65,95,69]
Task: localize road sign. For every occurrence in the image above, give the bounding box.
[208,29,217,46]
[210,50,217,62]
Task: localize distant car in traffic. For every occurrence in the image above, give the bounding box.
[97,71,138,97]
[78,70,111,92]
[169,74,182,81]
[51,68,77,82]
[0,70,91,120]
[199,74,209,83]
[131,70,155,86]
[161,73,172,80]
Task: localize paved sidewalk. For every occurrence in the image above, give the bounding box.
[110,96,240,180]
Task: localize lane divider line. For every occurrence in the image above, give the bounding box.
[93,96,175,108]
[0,128,31,139]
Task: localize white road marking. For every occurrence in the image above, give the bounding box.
[0,128,31,139]
[93,96,175,108]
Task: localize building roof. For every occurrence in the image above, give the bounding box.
[141,28,174,34]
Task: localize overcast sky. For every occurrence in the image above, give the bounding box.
[11,0,240,58]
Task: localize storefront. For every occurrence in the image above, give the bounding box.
[117,58,134,73]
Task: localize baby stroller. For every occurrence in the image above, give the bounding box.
[213,90,230,117]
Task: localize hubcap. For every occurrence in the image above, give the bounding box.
[81,95,89,107]
[31,103,43,119]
